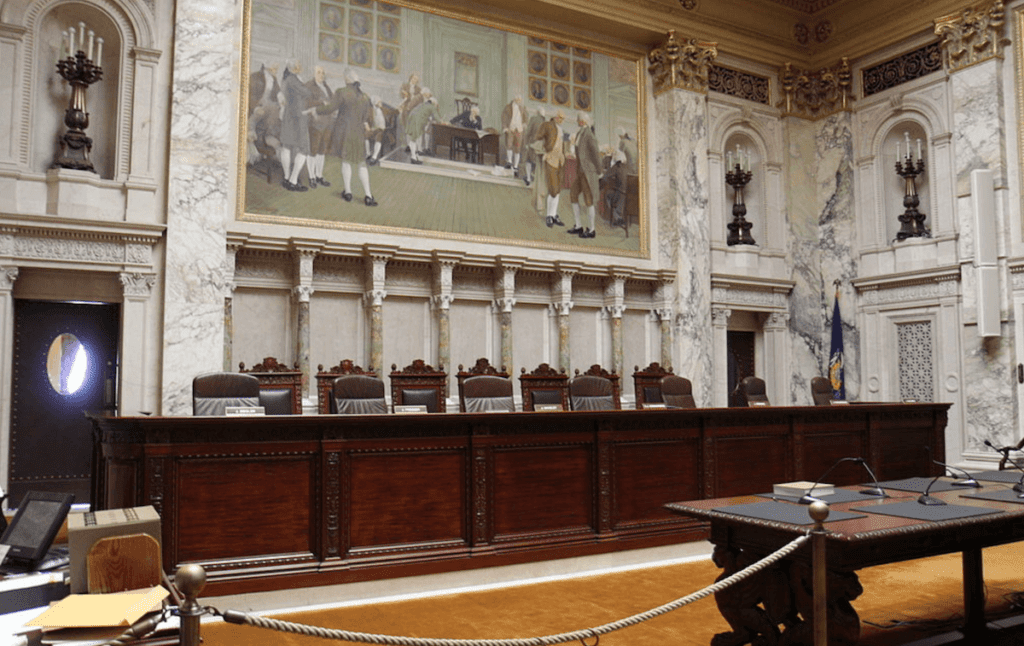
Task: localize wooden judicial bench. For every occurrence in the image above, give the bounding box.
[89,402,949,596]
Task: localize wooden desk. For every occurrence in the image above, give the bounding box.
[666,479,1024,645]
[90,403,948,597]
[431,123,499,165]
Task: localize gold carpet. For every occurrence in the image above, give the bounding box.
[201,542,1024,646]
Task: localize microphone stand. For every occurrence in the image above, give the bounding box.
[799,457,863,504]
[856,458,888,499]
[918,473,947,505]
[984,439,1024,497]
[926,445,980,487]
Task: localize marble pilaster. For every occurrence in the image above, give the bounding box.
[0,267,18,487]
[711,307,731,407]
[654,275,675,370]
[160,0,239,414]
[552,265,577,375]
[294,247,318,398]
[433,254,459,375]
[223,241,243,372]
[363,247,395,374]
[120,272,157,415]
[494,259,522,375]
[654,87,712,404]
[605,271,628,376]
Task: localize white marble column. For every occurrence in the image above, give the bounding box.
[160,0,240,414]
[432,256,458,376]
[119,272,157,415]
[604,271,628,377]
[494,259,522,375]
[711,307,731,407]
[552,265,578,375]
[294,246,318,399]
[363,247,395,374]
[0,266,18,489]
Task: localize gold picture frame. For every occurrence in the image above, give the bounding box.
[239,0,648,258]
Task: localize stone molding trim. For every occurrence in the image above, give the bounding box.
[647,30,718,96]
[854,267,961,306]
[710,274,794,312]
[0,214,164,273]
[935,0,1009,73]
[779,57,853,119]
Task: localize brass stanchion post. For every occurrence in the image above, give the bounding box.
[175,563,207,646]
[808,500,829,646]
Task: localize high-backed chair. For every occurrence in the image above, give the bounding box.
[389,360,447,413]
[192,372,260,416]
[811,376,834,406]
[239,357,302,414]
[519,363,569,411]
[456,358,510,412]
[316,360,377,414]
[461,375,515,412]
[569,365,621,411]
[661,375,696,409]
[333,374,387,414]
[739,376,770,406]
[632,362,673,409]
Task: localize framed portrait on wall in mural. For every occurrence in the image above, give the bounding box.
[239,0,647,258]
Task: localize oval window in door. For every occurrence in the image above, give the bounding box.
[46,333,89,395]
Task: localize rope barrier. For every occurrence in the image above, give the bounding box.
[213,533,811,646]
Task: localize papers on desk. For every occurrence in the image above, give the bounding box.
[27,586,167,628]
[714,501,866,525]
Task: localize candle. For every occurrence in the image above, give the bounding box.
[69,27,75,56]
[60,30,67,59]
[904,132,911,159]
[917,138,922,161]
[727,151,733,169]
[895,141,900,161]
[744,148,750,171]
[78,22,85,52]
[87,30,94,60]
[95,38,103,68]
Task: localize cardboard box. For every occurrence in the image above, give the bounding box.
[67,507,161,593]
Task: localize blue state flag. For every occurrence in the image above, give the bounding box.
[829,290,845,400]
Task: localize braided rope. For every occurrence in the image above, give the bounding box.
[219,533,811,646]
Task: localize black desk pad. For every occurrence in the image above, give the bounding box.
[757,489,889,504]
[871,477,986,494]
[960,489,1024,505]
[714,501,867,525]
[849,500,1004,522]
[967,470,1024,484]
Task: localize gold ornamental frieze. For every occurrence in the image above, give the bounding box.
[779,57,853,120]
[647,30,718,96]
[935,0,1009,72]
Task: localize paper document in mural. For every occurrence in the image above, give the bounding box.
[829,288,845,400]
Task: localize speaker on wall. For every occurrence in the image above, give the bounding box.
[971,169,999,337]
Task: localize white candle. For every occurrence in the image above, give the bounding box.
[95,38,103,68]
[904,132,911,159]
[69,27,75,56]
[78,22,86,52]
[744,148,750,171]
[895,141,899,161]
[60,30,67,59]
[727,151,733,169]
[917,138,922,161]
[87,30,94,60]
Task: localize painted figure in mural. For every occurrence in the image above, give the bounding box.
[404,87,441,165]
[600,149,628,228]
[280,61,313,191]
[568,111,601,239]
[617,127,638,175]
[246,62,282,168]
[450,104,482,130]
[399,72,423,129]
[318,68,378,206]
[249,62,281,119]
[365,95,388,166]
[305,66,333,188]
[533,109,567,228]
[519,106,545,187]
[501,95,525,172]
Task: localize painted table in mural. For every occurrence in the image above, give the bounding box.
[430,123,499,165]
[666,480,1024,645]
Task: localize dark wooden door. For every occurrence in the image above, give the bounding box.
[9,300,120,506]
[727,330,755,406]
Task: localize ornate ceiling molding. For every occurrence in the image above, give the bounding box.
[647,30,718,96]
[779,57,853,120]
[935,0,1009,72]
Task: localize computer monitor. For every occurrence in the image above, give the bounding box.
[1,491,74,565]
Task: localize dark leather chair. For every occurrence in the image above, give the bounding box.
[316,360,377,414]
[739,376,770,406]
[462,375,515,412]
[456,358,509,412]
[632,362,673,409]
[811,376,834,406]
[389,360,447,413]
[569,365,621,411]
[661,375,696,409]
[239,357,302,414]
[192,372,260,416]
[333,374,387,414]
[519,363,569,411]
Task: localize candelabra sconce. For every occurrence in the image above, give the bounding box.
[894,132,930,241]
[54,23,103,172]
[725,148,755,246]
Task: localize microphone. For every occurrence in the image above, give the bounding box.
[926,445,980,488]
[984,439,1024,496]
[917,473,947,505]
[798,457,864,504]
[856,458,888,499]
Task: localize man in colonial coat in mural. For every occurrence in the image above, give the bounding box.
[280,60,312,191]
[518,106,545,188]
[568,111,601,239]
[501,95,525,172]
[304,65,333,188]
[318,68,377,206]
[532,109,567,228]
[404,87,441,165]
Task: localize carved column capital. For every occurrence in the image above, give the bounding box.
[120,272,156,300]
[647,30,718,96]
[363,289,387,308]
[604,305,625,319]
[293,285,314,303]
[764,310,789,330]
[778,57,853,119]
[712,307,732,327]
[494,297,516,313]
[0,266,19,292]
[431,294,454,311]
[935,0,1008,72]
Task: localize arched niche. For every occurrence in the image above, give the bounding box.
[34,3,121,177]
[881,120,931,244]
[722,131,765,247]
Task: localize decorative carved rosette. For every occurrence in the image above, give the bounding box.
[779,57,853,119]
[935,0,1008,72]
[647,30,718,96]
